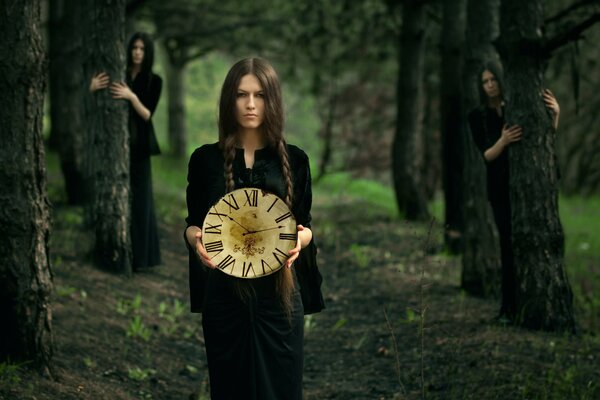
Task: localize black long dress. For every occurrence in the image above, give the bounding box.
[468,106,516,317]
[128,72,162,270]
[185,143,325,400]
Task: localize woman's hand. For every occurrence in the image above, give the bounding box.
[185,226,216,269]
[285,225,312,269]
[110,81,136,102]
[543,88,560,129]
[90,72,109,92]
[500,124,523,146]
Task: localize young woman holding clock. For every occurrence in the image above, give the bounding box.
[468,60,560,321]
[184,57,325,399]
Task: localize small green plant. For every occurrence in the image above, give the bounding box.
[332,317,348,330]
[127,366,156,381]
[127,316,152,341]
[83,357,96,369]
[349,244,370,268]
[55,285,77,297]
[0,360,25,386]
[116,293,143,316]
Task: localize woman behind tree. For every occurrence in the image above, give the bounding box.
[183,57,324,399]
[90,32,162,270]
[468,61,560,321]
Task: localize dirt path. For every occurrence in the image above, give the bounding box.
[1,199,598,400]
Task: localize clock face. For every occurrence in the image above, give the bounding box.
[201,188,297,279]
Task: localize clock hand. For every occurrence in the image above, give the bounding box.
[226,215,251,233]
[243,225,284,236]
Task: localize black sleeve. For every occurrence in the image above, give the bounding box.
[289,146,325,315]
[184,146,210,313]
[467,109,488,155]
[140,74,162,117]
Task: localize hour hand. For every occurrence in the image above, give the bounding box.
[243,225,283,236]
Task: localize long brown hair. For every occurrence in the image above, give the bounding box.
[218,57,295,317]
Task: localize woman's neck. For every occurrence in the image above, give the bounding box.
[130,64,141,79]
[487,95,503,109]
[237,129,266,150]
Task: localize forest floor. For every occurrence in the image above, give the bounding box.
[1,162,599,400]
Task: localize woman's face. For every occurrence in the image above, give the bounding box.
[131,39,145,66]
[235,74,265,131]
[481,69,500,99]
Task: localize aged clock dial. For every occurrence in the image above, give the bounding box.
[202,188,298,278]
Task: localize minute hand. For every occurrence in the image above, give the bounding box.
[226,216,252,232]
[243,225,284,236]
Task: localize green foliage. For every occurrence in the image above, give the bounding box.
[314,172,398,218]
[332,317,348,330]
[127,366,156,381]
[560,195,600,332]
[55,285,77,297]
[116,293,143,316]
[156,298,188,336]
[349,244,371,268]
[126,315,152,342]
[83,357,96,369]
[0,361,25,386]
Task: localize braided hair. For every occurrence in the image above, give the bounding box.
[217,57,295,318]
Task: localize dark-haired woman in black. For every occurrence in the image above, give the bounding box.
[468,61,560,321]
[184,57,324,399]
[90,32,162,270]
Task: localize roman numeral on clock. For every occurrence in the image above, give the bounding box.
[208,206,227,222]
[243,189,258,207]
[222,193,239,212]
[217,254,236,271]
[272,247,288,266]
[205,240,224,255]
[279,233,296,241]
[205,223,222,235]
[242,261,255,277]
[275,212,292,223]
[267,197,279,212]
[261,259,273,274]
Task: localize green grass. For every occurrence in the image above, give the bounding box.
[313,171,398,218]
[560,194,600,332]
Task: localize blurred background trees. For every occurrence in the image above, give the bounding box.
[2,0,598,371]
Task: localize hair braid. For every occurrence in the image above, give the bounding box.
[223,135,237,193]
[276,139,293,208]
[274,139,295,321]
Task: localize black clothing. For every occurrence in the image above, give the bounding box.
[468,107,516,316]
[128,72,162,269]
[468,107,509,202]
[185,143,324,400]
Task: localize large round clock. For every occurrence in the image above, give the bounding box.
[201,188,298,278]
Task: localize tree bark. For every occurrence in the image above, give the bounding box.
[440,0,466,253]
[460,0,502,297]
[0,0,54,372]
[82,0,132,274]
[49,0,88,205]
[391,0,429,221]
[164,47,187,158]
[497,0,575,331]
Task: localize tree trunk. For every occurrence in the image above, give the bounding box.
[497,0,575,331]
[391,0,429,221]
[164,44,187,158]
[460,0,502,297]
[49,0,88,205]
[82,0,132,274]
[440,0,466,253]
[0,0,53,372]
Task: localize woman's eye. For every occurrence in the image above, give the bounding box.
[237,92,246,97]
[256,93,264,98]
